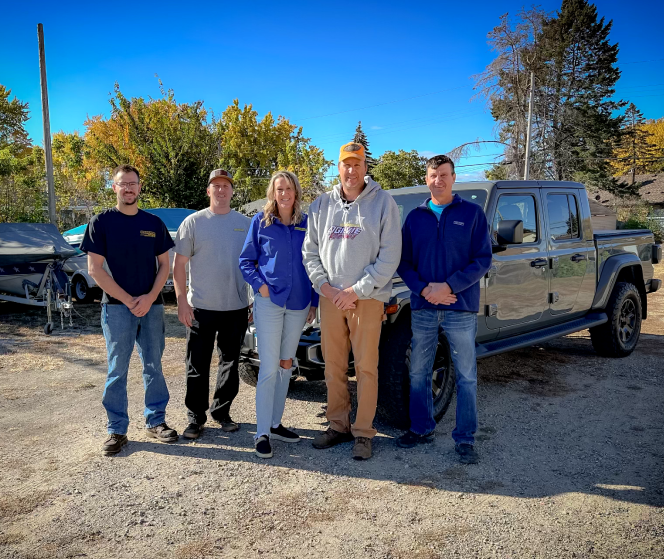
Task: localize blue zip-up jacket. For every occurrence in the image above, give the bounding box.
[397,194,492,313]
[239,212,319,311]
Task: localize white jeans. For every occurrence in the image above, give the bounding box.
[253,293,309,439]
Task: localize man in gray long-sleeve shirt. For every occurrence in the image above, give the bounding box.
[302,142,402,460]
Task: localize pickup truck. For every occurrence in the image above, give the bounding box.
[238,180,662,427]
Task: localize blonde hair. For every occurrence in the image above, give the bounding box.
[261,171,304,227]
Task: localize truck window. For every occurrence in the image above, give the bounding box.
[394,190,487,225]
[492,194,538,243]
[548,194,580,241]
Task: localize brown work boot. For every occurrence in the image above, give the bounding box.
[312,427,354,449]
[352,437,372,460]
[102,434,128,456]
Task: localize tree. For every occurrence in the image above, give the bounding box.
[216,100,332,207]
[51,131,112,224]
[474,1,625,188]
[642,118,664,173]
[371,150,427,190]
[85,82,219,209]
[353,121,376,171]
[611,103,658,186]
[0,85,45,223]
[0,85,31,155]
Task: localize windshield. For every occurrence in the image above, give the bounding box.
[393,190,488,225]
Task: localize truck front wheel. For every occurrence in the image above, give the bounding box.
[590,281,642,357]
[377,312,456,429]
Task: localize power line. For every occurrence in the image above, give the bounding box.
[294,85,471,122]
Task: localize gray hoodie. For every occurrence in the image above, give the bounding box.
[302,177,402,303]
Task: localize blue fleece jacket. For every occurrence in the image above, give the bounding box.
[397,194,492,313]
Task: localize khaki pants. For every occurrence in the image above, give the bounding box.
[320,297,384,438]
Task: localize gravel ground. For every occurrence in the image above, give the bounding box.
[0,265,662,558]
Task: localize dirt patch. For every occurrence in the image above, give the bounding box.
[0,491,54,519]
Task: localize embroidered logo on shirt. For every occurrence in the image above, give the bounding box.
[234,228,246,232]
[140,230,156,238]
[327,223,363,240]
[294,227,307,231]
[453,221,465,226]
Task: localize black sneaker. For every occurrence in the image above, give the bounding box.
[270,424,300,443]
[396,430,435,449]
[146,423,179,443]
[255,435,273,458]
[183,423,203,440]
[455,443,479,464]
[216,416,240,432]
[102,434,128,456]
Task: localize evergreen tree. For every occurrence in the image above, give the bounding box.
[537,0,625,188]
[474,1,625,187]
[353,121,375,171]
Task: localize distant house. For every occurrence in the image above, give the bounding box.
[588,199,617,230]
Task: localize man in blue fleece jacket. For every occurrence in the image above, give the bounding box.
[396,155,491,464]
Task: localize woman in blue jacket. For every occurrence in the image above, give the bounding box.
[239,171,318,459]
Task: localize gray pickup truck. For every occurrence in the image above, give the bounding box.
[239,180,662,427]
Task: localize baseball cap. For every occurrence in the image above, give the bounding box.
[339,142,366,163]
[208,168,234,186]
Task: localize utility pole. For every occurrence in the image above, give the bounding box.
[38,23,57,225]
[524,71,535,181]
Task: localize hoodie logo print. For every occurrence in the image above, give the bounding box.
[328,223,363,240]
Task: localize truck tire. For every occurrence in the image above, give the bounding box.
[238,362,259,387]
[590,281,642,357]
[377,312,456,429]
[73,276,94,304]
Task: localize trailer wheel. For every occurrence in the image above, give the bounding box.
[44,323,53,335]
[73,276,94,304]
[590,281,642,357]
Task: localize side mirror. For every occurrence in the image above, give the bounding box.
[496,220,524,245]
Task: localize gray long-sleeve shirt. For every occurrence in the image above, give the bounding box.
[302,177,402,303]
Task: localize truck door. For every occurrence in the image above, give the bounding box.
[545,191,595,315]
[485,189,549,330]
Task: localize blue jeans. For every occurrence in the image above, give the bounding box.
[100,303,170,435]
[253,293,309,439]
[409,309,478,444]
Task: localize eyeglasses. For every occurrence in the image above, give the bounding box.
[115,182,140,188]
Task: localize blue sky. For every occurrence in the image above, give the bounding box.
[2,0,663,181]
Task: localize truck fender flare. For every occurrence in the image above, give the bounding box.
[592,254,643,310]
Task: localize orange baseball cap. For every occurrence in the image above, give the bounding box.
[339,142,366,162]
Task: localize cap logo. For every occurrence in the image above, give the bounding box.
[344,143,363,152]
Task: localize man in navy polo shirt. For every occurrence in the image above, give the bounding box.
[81,164,179,456]
[396,155,492,464]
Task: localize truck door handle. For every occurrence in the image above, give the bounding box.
[530,258,548,268]
[570,253,587,262]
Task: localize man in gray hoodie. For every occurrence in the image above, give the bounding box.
[303,141,402,460]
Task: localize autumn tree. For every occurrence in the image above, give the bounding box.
[85,82,219,209]
[611,103,658,186]
[642,117,664,173]
[371,150,426,190]
[217,100,331,207]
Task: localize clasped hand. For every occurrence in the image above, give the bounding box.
[421,282,457,305]
[321,283,357,310]
[126,294,155,318]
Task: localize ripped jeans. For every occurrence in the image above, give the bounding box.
[409,309,478,444]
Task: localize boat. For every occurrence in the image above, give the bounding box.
[0,223,78,333]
